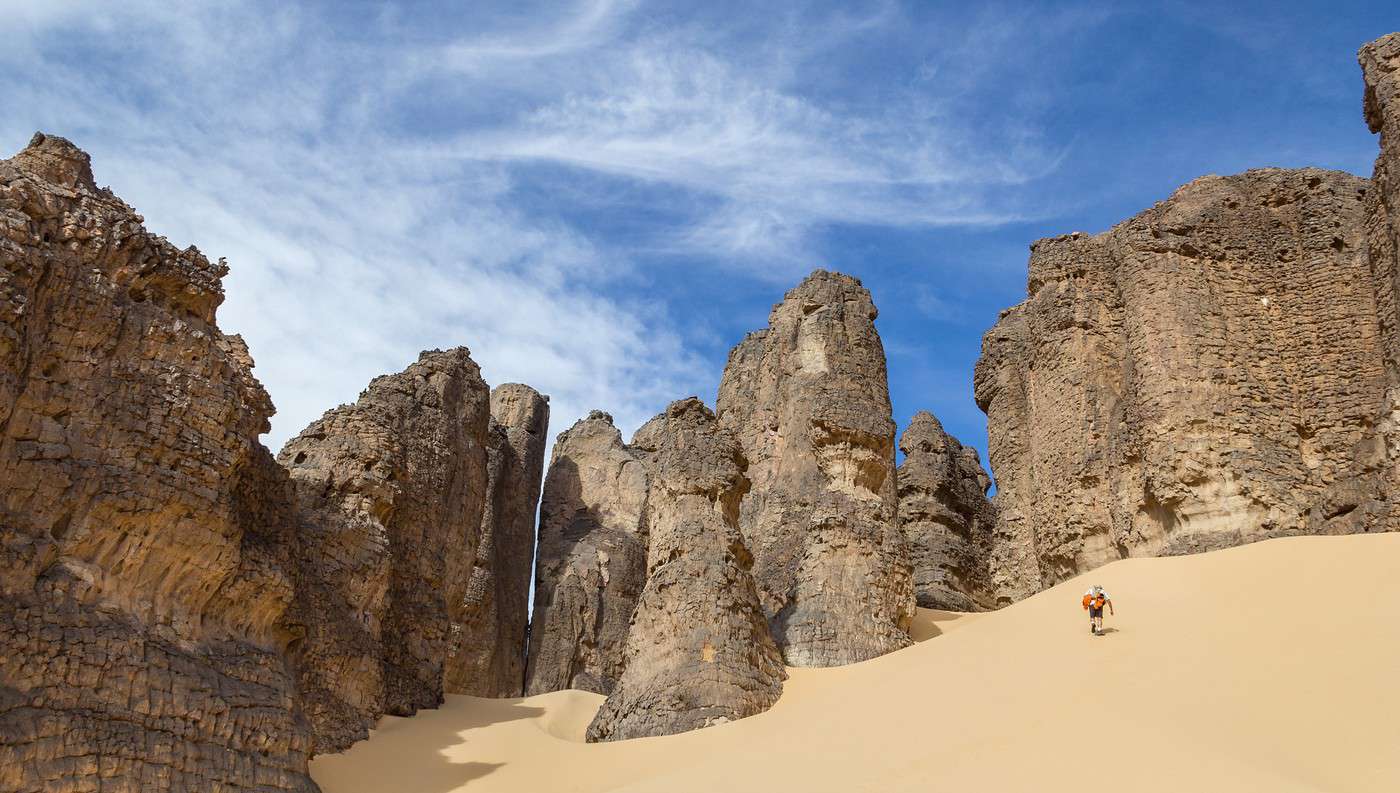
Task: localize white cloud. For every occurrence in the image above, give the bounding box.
[1,0,1066,448]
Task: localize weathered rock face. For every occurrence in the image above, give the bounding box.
[278,348,490,752]
[975,167,1384,602]
[586,399,784,742]
[896,412,997,611]
[716,270,914,667]
[525,411,649,695]
[1313,34,1400,535]
[445,383,548,697]
[0,134,314,791]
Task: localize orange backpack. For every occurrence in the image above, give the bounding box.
[1082,593,1105,610]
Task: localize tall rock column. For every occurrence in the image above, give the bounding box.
[1362,33,1400,377]
[586,399,785,742]
[976,168,1383,602]
[525,411,650,695]
[278,348,490,752]
[717,270,914,667]
[1315,34,1400,534]
[896,412,998,611]
[0,134,313,791]
[445,383,549,697]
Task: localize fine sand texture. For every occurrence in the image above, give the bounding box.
[311,534,1400,793]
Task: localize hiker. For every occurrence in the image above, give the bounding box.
[1082,585,1113,635]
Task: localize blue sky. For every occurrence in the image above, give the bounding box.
[3,0,1396,471]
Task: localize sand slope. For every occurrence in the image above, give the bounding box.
[311,534,1400,793]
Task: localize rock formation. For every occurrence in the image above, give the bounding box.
[896,412,997,611]
[0,134,314,791]
[278,348,491,752]
[975,167,1384,602]
[1310,33,1400,535]
[716,270,914,667]
[444,383,549,697]
[586,399,784,742]
[525,411,650,695]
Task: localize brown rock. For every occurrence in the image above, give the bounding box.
[586,398,784,742]
[1309,34,1400,535]
[976,167,1383,602]
[896,412,997,611]
[524,411,649,695]
[0,134,314,791]
[716,270,914,667]
[279,348,491,752]
[445,383,549,697]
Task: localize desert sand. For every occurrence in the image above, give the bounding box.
[311,534,1400,793]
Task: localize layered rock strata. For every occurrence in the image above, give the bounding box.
[0,134,314,791]
[975,167,1383,602]
[445,383,549,697]
[278,348,491,752]
[716,270,914,667]
[586,399,784,742]
[896,412,997,611]
[525,411,649,695]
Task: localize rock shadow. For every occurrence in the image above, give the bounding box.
[313,698,543,793]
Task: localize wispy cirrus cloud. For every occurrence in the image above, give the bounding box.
[1,0,1071,446]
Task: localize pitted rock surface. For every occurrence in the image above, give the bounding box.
[716,270,914,667]
[586,398,784,742]
[975,167,1383,602]
[525,411,650,695]
[279,348,490,752]
[445,383,549,697]
[896,412,997,611]
[1309,34,1400,535]
[0,134,314,791]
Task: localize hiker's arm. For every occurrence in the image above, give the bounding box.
[1108,599,1115,615]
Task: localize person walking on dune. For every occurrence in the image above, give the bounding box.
[1082,585,1113,636]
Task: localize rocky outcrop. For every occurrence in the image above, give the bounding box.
[445,383,549,697]
[716,270,914,667]
[525,411,650,695]
[975,167,1383,602]
[278,348,491,752]
[586,399,784,742]
[896,412,997,611]
[0,134,314,791]
[1311,34,1400,535]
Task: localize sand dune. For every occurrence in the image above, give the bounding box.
[311,534,1400,793]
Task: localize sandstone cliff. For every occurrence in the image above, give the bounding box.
[896,412,997,611]
[278,348,491,752]
[1309,33,1400,535]
[716,270,914,667]
[586,399,784,742]
[445,383,549,697]
[0,134,314,791]
[525,411,649,695]
[975,167,1382,602]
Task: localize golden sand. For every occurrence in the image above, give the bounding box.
[313,533,1400,792]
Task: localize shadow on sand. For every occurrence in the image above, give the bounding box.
[312,698,545,793]
[910,609,971,642]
